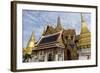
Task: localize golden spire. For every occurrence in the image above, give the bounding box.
[27,31,35,48]
[77,13,91,51]
[81,13,89,34]
[25,31,35,55]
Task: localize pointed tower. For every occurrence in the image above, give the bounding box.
[26,31,36,55]
[77,13,91,60]
[81,14,90,34]
[55,16,63,32]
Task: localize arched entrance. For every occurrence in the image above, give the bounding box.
[67,50,71,60]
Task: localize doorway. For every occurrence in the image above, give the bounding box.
[48,53,53,61]
[67,50,71,60]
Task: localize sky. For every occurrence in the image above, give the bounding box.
[22,10,91,48]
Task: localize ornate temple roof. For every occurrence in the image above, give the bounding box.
[42,25,55,36]
[39,33,60,44]
[42,16,63,36]
[34,28,77,51]
[33,31,64,50]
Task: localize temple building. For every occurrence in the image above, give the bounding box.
[23,14,91,62]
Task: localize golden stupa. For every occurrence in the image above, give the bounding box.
[23,31,35,55]
[78,13,91,49]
